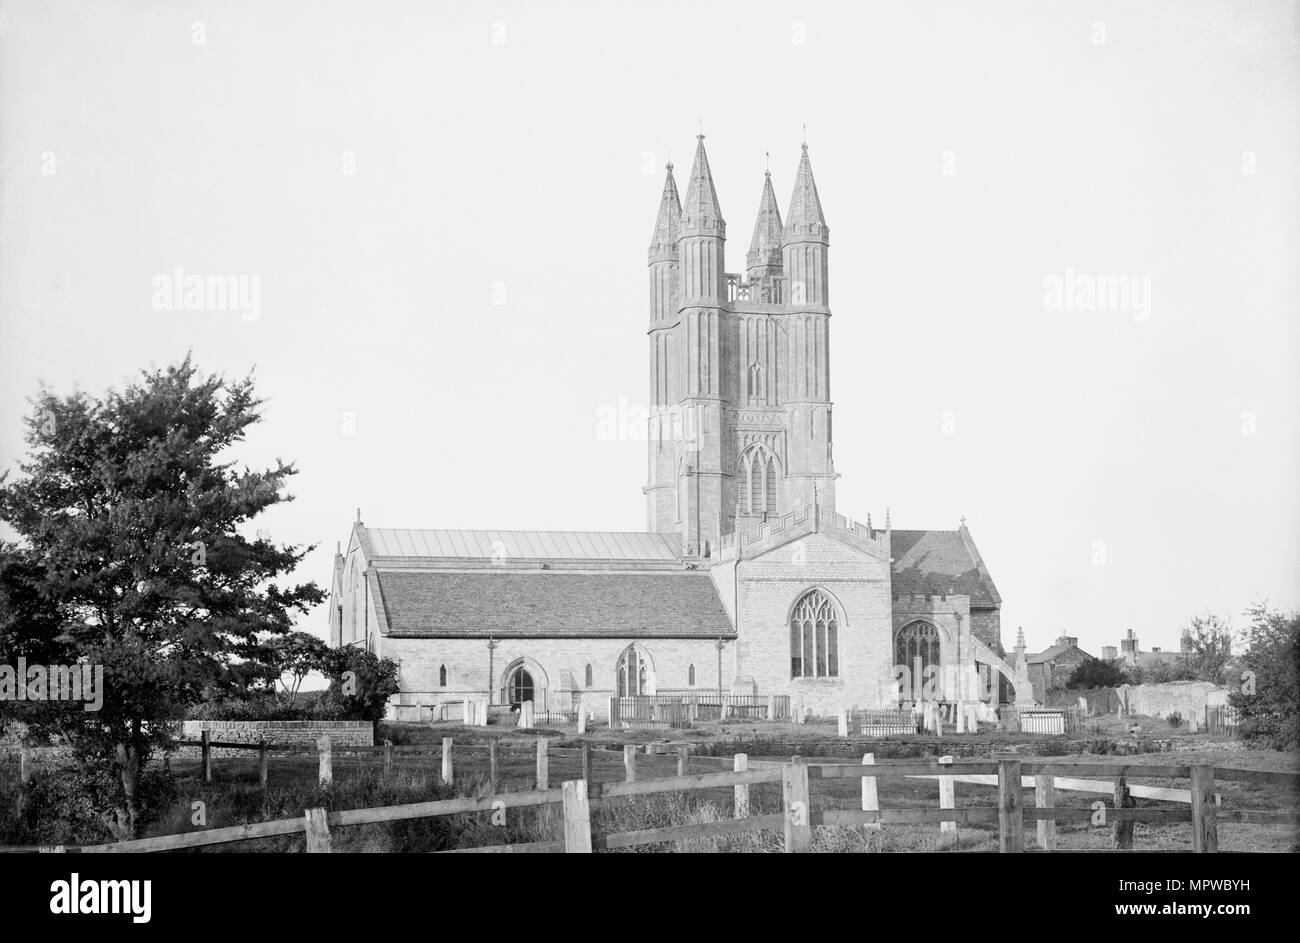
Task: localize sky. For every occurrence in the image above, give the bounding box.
[1,0,1297,657]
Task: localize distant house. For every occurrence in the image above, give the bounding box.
[1026,635,1095,702]
[1117,628,1186,672]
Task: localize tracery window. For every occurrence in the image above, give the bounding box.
[789,590,839,678]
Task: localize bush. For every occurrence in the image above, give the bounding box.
[187,690,353,722]
[7,763,176,845]
[1168,711,1182,729]
[1230,603,1299,750]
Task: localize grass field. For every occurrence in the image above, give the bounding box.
[4,716,1296,852]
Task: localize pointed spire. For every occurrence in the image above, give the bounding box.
[784,143,828,242]
[680,135,725,236]
[746,168,784,272]
[1016,626,1026,651]
[648,162,681,259]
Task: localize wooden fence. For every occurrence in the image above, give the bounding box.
[7,744,1295,854]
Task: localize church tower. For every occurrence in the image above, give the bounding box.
[646,136,836,555]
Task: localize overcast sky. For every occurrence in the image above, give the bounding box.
[2,0,1297,655]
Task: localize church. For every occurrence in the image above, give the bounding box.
[327,136,1033,722]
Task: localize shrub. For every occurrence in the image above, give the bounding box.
[1168,711,1182,729]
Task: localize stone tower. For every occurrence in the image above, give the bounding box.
[645,136,837,556]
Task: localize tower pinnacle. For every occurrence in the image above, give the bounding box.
[648,162,681,260]
[784,143,828,239]
[746,168,784,275]
[681,135,724,236]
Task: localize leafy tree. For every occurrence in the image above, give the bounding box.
[270,631,331,700]
[1066,657,1127,689]
[1179,612,1234,683]
[0,356,323,835]
[1229,602,1299,750]
[321,647,400,727]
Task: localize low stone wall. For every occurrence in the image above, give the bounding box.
[176,720,373,757]
[1117,682,1229,721]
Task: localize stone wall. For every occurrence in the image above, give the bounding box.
[1117,681,1230,721]
[177,720,373,757]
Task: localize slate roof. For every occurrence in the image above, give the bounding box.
[889,529,1001,607]
[375,571,734,639]
[359,528,682,563]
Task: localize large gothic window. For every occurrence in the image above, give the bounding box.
[616,645,650,697]
[895,620,942,678]
[789,590,839,678]
[739,447,778,516]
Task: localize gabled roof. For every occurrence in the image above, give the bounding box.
[358,527,682,563]
[374,570,734,639]
[1027,643,1093,665]
[889,528,1001,607]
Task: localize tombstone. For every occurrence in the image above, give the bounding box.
[838,707,849,738]
[1188,712,1199,734]
[767,694,777,722]
[520,700,535,729]
[478,698,490,727]
[577,708,587,734]
[462,700,473,726]
[955,703,967,734]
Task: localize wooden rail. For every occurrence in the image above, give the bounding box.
[9,742,1296,854]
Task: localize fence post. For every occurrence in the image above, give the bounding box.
[304,807,332,853]
[536,738,549,790]
[1190,765,1218,853]
[201,730,212,783]
[383,739,393,776]
[939,754,956,838]
[577,707,587,734]
[997,758,1023,853]
[782,757,812,853]
[258,740,268,793]
[317,736,332,788]
[676,745,689,778]
[1035,774,1056,851]
[734,753,750,819]
[441,737,453,785]
[861,752,880,829]
[19,747,29,784]
[581,741,593,788]
[1112,773,1135,849]
[623,744,637,782]
[486,739,499,793]
[608,696,618,730]
[561,779,593,853]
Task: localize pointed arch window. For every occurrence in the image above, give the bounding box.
[738,446,779,516]
[584,663,593,688]
[688,664,696,686]
[895,620,942,687]
[790,589,839,679]
[616,645,650,697]
[439,664,447,687]
[746,362,764,403]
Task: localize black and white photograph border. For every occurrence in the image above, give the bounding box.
[0,0,1296,907]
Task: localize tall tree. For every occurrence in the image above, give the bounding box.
[0,356,323,835]
[1179,611,1234,683]
[1230,602,1299,750]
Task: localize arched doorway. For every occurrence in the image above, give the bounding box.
[506,666,535,708]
